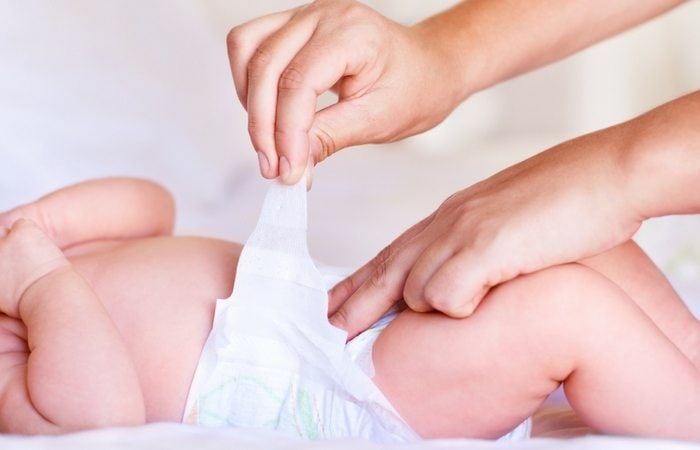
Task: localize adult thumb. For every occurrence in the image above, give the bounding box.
[308,97,374,164]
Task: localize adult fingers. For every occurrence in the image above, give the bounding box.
[245,12,319,179]
[423,249,495,317]
[273,36,373,183]
[328,214,433,314]
[328,240,427,340]
[402,238,457,313]
[308,94,379,164]
[329,218,436,339]
[227,10,296,108]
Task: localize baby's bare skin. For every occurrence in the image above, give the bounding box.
[1,234,241,424]
[1,178,699,439]
[69,237,242,421]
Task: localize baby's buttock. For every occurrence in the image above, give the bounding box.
[70,236,243,422]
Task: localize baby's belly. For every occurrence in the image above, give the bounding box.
[69,236,242,422]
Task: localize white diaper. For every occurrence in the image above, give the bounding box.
[182,177,530,442]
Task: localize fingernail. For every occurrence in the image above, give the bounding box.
[279,156,291,182]
[304,162,313,191]
[257,152,270,177]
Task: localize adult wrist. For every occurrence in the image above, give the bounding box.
[410,15,484,105]
[619,92,700,221]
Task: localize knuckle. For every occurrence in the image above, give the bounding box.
[226,26,247,52]
[362,34,381,62]
[311,123,338,161]
[248,46,273,78]
[278,64,306,92]
[247,119,261,134]
[247,119,266,139]
[247,120,274,152]
[365,245,393,291]
[337,0,372,20]
[273,126,303,144]
[439,192,461,210]
[311,0,351,10]
[375,244,393,266]
[368,259,389,290]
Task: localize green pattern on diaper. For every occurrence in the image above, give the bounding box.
[296,389,321,439]
[194,367,332,438]
[663,247,700,277]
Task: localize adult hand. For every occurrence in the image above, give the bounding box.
[328,127,644,338]
[227,0,466,184]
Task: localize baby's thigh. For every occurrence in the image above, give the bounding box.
[371,265,595,439]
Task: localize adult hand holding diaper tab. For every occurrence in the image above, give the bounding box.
[184,176,416,441]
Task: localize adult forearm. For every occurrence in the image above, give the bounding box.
[623,91,700,219]
[414,0,685,99]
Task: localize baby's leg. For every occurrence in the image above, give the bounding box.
[372,264,700,440]
[0,177,174,251]
[0,220,144,433]
[580,240,700,367]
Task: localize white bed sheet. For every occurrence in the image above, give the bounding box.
[1,423,699,450]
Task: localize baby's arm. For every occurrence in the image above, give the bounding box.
[0,177,175,250]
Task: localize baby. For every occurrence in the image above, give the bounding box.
[0,177,698,440]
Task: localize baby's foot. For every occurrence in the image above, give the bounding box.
[0,203,44,231]
[0,219,69,318]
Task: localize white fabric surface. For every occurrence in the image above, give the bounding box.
[1,423,699,450]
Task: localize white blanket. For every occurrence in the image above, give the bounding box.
[1,423,699,450]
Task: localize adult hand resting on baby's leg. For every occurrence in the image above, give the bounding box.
[329,91,700,339]
[328,133,640,338]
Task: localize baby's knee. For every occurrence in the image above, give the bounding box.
[488,263,629,333]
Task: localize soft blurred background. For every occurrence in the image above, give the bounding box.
[0,0,698,307]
